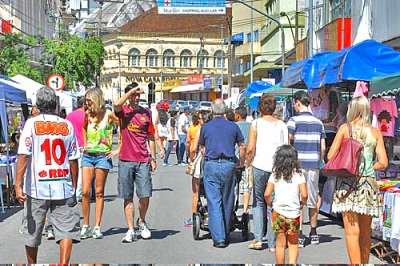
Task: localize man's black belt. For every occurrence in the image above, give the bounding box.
[205,156,235,162]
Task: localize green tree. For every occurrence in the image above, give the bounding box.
[44,34,105,90]
[0,33,43,82]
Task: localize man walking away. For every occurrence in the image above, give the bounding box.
[15,87,80,264]
[177,107,190,165]
[114,82,161,243]
[198,99,245,248]
[287,90,326,247]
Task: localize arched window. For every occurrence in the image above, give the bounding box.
[128,48,140,66]
[180,49,192,68]
[146,49,158,67]
[163,49,175,67]
[214,50,225,68]
[197,50,209,68]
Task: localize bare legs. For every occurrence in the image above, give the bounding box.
[275,232,299,264]
[81,167,109,227]
[124,197,150,229]
[191,177,200,213]
[342,211,373,264]
[25,239,73,264]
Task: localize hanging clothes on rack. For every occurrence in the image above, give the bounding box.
[371,97,398,161]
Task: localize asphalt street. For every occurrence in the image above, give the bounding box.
[0,155,383,264]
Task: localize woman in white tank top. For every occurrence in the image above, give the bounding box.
[246,93,288,251]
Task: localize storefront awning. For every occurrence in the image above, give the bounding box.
[170,83,204,93]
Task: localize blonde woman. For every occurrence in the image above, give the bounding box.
[328,96,388,264]
[81,88,119,239]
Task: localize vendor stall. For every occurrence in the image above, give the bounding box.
[0,78,28,212]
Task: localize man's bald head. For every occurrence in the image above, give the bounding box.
[211,98,226,115]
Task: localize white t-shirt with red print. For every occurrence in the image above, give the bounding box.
[18,114,80,200]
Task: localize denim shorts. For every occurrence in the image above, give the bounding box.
[118,160,152,199]
[81,153,113,170]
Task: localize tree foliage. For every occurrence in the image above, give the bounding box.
[0,33,43,82]
[44,34,105,89]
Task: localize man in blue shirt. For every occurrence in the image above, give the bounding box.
[198,99,245,248]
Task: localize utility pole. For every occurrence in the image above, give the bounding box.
[250,0,254,83]
[295,0,299,45]
[227,14,233,97]
[219,25,224,95]
[97,0,103,36]
[308,0,313,57]
[229,0,285,75]
[199,36,204,74]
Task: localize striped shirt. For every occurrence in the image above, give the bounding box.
[287,112,326,169]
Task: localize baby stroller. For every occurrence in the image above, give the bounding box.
[192,168,250,241]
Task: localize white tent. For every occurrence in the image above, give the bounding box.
[11,75,44,105]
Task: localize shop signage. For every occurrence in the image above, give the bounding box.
[187,74,204,84]
[47,74,65,91]
[163,79,182,87]
[203,78,212,89]
[231,32,244,45]
[157,0,226,15]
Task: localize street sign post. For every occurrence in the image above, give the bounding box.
[47,74,65,91]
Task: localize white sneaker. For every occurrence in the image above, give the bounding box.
[80,225,92,239]
[121,229,136,243]
[138,220,151,239]
[47,227,55,240]
[92,226,103,239]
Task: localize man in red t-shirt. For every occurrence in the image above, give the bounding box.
[114,82,162,243]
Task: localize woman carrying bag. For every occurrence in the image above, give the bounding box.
[327,96,388,264]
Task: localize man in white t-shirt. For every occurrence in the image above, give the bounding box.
[15,87,80,264]
[177,107,190,165]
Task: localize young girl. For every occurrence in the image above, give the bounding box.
[264,145,308,264]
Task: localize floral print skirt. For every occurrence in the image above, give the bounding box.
[332,176,380,217]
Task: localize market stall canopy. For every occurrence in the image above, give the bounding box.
[370,72,400,96]
[248,84,304,110]
[282,39,400,90]
[0,78,28,142]
[11,74,44,105]
[244,80,273,96]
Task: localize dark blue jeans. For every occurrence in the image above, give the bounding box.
[164,140,179,164]
[178,134,187,163]
[203,159,236,242]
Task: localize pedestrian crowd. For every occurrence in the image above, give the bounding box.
[14,83,388,265]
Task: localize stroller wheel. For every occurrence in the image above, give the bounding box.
[193,213,201,240]
[241,213,250,241]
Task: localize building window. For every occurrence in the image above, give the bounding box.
[163,49,175,67]
[128,48,140,66]
[180,49,192,67]
[214,50,225,68]
[330,0,351,20]
[146,49,158,67]
[197,50,209,68]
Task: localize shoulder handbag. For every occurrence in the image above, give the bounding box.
[322,123,364,178]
